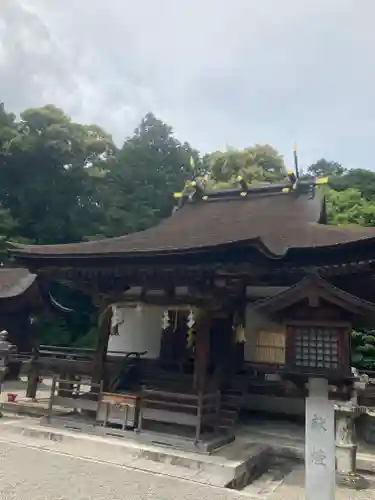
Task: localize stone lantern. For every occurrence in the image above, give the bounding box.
[0,330,17,392]
[247,274,375,500]
[335,369,370,488]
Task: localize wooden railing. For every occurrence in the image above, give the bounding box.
[13,347,375,413]
[47,376,102,421]
[13,346,147,399]
[15,346,146,377]
[138,387,220,442]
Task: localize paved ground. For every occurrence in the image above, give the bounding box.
[1,377,52,402]
[0,435,375,500]
[0,439,246,500]
[245,459,375,500]
[1,382,375,499]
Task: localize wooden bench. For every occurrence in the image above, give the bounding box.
[96,392,140,429]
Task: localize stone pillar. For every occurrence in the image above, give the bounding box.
[305,377,335,500]
[336,410,356,475]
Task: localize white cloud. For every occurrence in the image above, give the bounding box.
[0,0,374,169]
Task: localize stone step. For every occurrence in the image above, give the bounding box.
[0,417,270,488]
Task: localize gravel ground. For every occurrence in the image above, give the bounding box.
[1,433,375,499]
[0,440,244,500]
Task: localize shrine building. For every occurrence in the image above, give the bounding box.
[9,177,375,446]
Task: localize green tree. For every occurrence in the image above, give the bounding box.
[326,187,375,226]
[351,331,375,371]
[0,208,18,264]
[203,144,286,186]
[102,113,199,235]
[0,104,115,245]
[307,159,346,178]
[329,168,375,200]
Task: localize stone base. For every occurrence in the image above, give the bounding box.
[0,417,272,488]
[336,472,369,490]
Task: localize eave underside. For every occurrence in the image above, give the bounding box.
[24,257,375,310]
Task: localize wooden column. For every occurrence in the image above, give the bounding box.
[91,302,112,390]
[26,318,39,400]
[193,310,211,392]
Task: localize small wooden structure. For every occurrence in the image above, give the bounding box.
[0,269,40,356]
[98,392,139,429]
[48,376,102,418]
[138,387,220,442]
[0,268,74,384]
[11,178,375,448]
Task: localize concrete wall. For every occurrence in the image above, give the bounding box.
[107,306,164,359]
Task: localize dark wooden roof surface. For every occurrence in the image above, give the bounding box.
[250,274,375,317]
[9,189,375,260]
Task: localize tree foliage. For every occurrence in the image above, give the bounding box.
[326,188,375,226]
[203,144,286,186]
[1,100,375,359]
[307,158,346,178]
[100,112,199,235]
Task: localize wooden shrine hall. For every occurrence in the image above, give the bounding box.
[9,177,375,447]
[0,267,72,380]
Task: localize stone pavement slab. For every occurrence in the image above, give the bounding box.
[0,416,268,488]
[2,437,375,500]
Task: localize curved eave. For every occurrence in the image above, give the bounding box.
[9,236,375,271]
[9,237,276,260]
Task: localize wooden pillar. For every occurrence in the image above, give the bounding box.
[91,303,112,390]
[26,319,39,400]
[193,310,211,393]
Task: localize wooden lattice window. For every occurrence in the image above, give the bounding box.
[287,323,349,373]
[252,329,286,365]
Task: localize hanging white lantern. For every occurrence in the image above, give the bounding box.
[187,309,195,329]
[162,310,170,330]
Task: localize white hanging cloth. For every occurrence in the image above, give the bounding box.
[110,304,124,336]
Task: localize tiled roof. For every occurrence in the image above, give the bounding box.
[9,189,375,260]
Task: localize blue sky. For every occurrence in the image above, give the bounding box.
[0,0,374,170]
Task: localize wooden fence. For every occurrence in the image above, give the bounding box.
[138,387,220,441]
